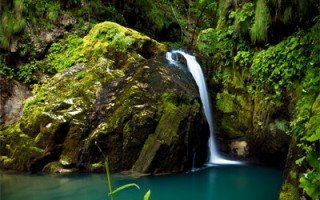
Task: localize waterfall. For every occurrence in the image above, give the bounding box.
[166,50,239,165]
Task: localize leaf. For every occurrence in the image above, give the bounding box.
[306,152,320,171]
[109,183,140,196]
[144,190,151,200]
[307,128,320,142]
[295,156,306,166]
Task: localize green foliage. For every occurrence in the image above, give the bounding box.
[0,0,26,48]
[199,15,319,199]
[197,25,250,86]
[279,170,300,200]
[251,30,311,97]
[76,71,87,80]
[0,62,14,78]
[288,19,320,199]
[109,183,140,196]
[228,2,255,37]
[144,190,151,200]
[250,0,271,43]
[217,0,226,19]
[197,28,218,55]
[234,51,253,67]
[0,0,61,49]
[126,0,169,37]
[17,61,38,83]
[47,35,86,72]
[213,0,319,45]
[293,92,320,199]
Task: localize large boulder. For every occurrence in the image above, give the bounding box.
[0,22,209,174]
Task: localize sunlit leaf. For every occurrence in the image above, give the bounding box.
[307,129,320,142]
[109,183,140,196]
[144,190,151,200]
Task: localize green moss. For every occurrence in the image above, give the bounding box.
[132,134,161,173]
[279,170,300,200]
[82,21,166,63]
[91,162,104,172]
[0,123,43,171]
[132,91,200,173]
[59,155,72,166]
[42,161,62,173]
[216,92,237,113]
[197,28,217,55]
[220,119,243,138]
[250,0,271,43]
[0,156,15,166]
[279,183,300,200]
[47,35,86,72]
[156,92,195,142]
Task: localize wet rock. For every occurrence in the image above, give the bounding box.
[0,75,31,129]
[229,140,248,157]
[0,22,209,174]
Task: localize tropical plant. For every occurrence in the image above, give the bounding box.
[95,142,151,200]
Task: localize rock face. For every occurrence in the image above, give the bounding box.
[0,76,31,129]
[213,86,290,166]
[0,22,209,174]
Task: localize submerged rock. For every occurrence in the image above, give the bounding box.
[0,22,209,174]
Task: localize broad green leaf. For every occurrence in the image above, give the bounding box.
[109,183,140,196]
[144,190,151,200]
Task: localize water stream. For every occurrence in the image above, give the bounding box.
[166,50,239,165]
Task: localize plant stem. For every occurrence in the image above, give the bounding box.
[105,157,114,200]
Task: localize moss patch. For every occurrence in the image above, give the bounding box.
[279,170,300,200]
[0,122,43,171]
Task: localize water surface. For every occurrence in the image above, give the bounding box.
[1,165,283,200]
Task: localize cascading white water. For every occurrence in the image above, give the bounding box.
[166,50,240,165]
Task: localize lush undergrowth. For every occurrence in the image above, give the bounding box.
[197,11,320,199]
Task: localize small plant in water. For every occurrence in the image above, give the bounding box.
[95,141,151,200]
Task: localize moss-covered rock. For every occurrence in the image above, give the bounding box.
[279,137,302,200]
[132,92,203,173]
[0,22,208,174]
[84,56,209,173]
[0,123,44,171]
